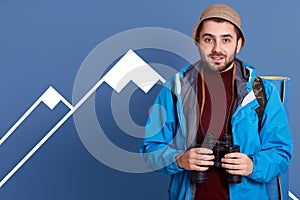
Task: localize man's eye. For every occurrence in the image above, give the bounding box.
[204,38,213,43]
[223,39,231,43]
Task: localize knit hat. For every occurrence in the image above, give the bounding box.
[192,4,245,48]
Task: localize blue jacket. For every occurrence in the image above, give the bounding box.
[140,59,293,200]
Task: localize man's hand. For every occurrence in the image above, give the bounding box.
[176,148,214,171]
[221,152,253,176]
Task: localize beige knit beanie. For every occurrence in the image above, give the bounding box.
[192,4,245,48]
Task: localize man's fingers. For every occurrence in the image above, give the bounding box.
[189,148,214,161]
[222,163,240,170]
[222,158,240,165]
[193,159,214,167]
[176,147,215,171]
[196,147,213,155]
[224,152,242,159]
[221,152,253,176]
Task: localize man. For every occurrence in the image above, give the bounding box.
[141,4,292,200]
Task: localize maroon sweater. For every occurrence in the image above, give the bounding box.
[195,65,236,200]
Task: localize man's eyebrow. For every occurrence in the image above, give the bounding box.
[201,33,234,38]
[201,33,214,38]
[221,34,234,38]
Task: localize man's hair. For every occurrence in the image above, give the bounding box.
[195,17,242,43]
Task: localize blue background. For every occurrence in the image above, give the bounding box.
[0,0,299,199]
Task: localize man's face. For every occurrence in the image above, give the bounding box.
[197,20,242,72]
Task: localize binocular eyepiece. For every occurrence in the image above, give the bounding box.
[192,133,242,184]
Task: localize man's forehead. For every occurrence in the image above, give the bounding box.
[200,20,237,37]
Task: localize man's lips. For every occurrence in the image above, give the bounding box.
[210,55,225,61]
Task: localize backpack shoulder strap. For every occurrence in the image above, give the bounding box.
[252,77,284,200]
[252,76,267,131]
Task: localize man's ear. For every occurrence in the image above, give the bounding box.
[236,38,243,54]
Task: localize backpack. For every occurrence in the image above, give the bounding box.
[252,76,284,200]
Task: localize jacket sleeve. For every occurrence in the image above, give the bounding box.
[248,80,293,182]
[140,79,185,175]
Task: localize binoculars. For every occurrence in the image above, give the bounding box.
[192,133,242,184]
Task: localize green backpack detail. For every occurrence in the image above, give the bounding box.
[252,76,283,200]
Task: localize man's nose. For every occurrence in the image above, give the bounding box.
[212,40,222,52]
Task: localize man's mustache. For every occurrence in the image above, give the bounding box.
[209,53,225,57]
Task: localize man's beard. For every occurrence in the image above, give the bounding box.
[210,52,234,72]
[201,46,238,72]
